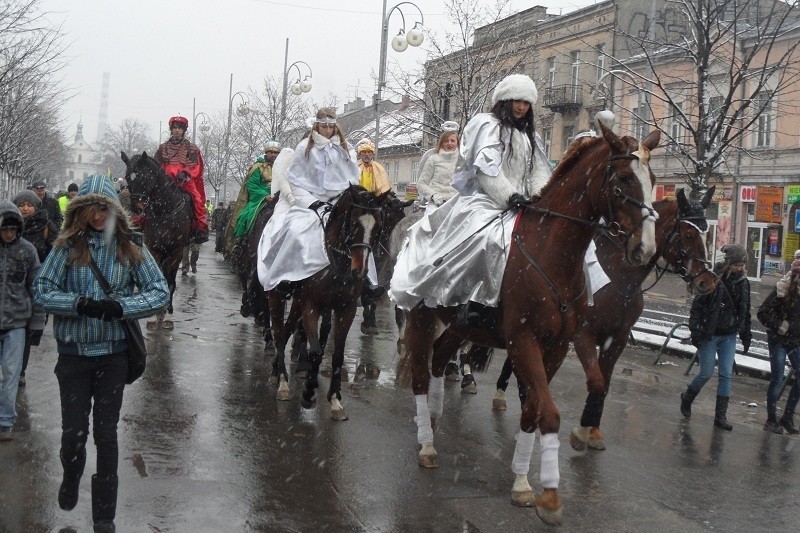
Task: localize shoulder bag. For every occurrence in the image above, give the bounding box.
[87,259,147,384]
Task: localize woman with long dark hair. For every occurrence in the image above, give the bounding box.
[391,74,551,323]
[34,175,169,532]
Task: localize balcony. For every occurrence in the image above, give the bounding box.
[542,84,583,114]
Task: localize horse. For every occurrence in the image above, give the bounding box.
[268,185,390,420]
[237,194,279,331]
[401,125,660,526]
[121,151,193,330]
[360,192,413,334]
[491,189,718,454]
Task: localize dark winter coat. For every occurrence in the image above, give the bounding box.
[21,209,58,262]
[689,263,752,348]
[40,193,63,228]
[757,285,800,348]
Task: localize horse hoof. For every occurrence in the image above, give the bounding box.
[161,320,174,330]
[277,389,292,401]
[360,323,379,335]
[569,426,589,452]
[300,391,316,409]
[461,379,477,394]
[418,453,439,469]
[146,321,159,331]
[444,362,460,381]
[296,370,308,380]
[511,489,536,507]
[330,408,348,421]
[535,489,563,526]
[588,427,606,451]
[492,397,507,411]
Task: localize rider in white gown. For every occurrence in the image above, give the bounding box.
[391,74,551,311]
[257,107,378,291]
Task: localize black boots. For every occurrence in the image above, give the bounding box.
[764,412,784,434]
[780,410,800,435]
[680,386,699,418]
[714,395,733,431]
[58,449,86,511]
[91,474,118,532]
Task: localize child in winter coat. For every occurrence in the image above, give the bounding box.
[0,201,45,441]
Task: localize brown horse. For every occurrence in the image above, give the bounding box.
[121,151,193,330]
[236,195,278,328]
[492,189,718,453]
[402,126,660,526]
[268,185,390,420]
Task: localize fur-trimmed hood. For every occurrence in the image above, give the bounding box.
[63,174,134,235]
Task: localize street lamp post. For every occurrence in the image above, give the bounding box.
[375,1,424,154]
[280,38,313,128]
[191,97,212,144]
[594,69,640,111]
[221,73,249,203]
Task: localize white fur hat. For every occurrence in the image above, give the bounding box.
[491,74,538,106]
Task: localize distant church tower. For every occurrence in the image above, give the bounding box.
[96,72,110,142]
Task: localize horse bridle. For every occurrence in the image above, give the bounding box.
[641,212,712,291]
[315,190,384,261]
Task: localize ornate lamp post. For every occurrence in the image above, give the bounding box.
[280,38,313,127]
[375,1,424,153]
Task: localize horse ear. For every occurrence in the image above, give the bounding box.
[702,186,716,209]
[599,122,625,154]
[121,151,129,164]
[142,151,148,159]
[676,187,690,213]
[642,129,661,151]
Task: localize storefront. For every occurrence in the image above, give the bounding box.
[738,184,787,281]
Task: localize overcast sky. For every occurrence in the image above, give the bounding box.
[41,0,597,145]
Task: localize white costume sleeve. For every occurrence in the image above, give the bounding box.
[416,154,437,200]
[476,169,516,208]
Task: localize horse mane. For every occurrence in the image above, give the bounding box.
[536,134,640,200]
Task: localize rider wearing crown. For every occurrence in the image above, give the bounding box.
[155,115,209,243]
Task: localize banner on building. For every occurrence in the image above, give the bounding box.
[756,186,784,223]
[785,233,799,261]
[787,185,800,204]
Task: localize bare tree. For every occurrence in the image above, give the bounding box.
[100,118,155,180]
[391,0,524,145]
[609,0,800,199]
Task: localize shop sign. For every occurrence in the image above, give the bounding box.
[785,233,799,261]
[755,185,783,223]
[764,259,785,276]
[788,185,800,204]
[740,185,757,202]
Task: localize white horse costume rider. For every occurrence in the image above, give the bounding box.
[391,75,551,310]
[257,118,379,291]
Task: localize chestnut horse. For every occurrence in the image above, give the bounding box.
[268,185,389,420]
[121,151,193,330]
[492,189,717,454]
[402,126,660,526]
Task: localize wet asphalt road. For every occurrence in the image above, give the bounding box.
[2,243,800,532]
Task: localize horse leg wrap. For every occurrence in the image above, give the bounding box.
[511,430,536,475]
[414,395,434,444]
[580,392,607,428]
[540,432,560,489]
[428,376,444,420]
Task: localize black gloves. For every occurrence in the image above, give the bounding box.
[27,329,43,346]
[508,193,532,210]
[742,336,751,355]
[307,200,327,212]
[177,171,191,182]
[77,297,124,321]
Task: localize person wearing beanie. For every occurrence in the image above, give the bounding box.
[12,189,58,387]
[758,263,800,435]
[391,73,551,327]
[59,183,80,214]
[357,140,391,195]
[681,242,752,431]
[259,107,382,297]
[0,200,45,442]
[33,174,169,531]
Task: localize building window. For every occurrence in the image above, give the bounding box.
[69,170,74,180]
[669,101,685,150]
[412,161,419,182]
[395,162,400,184]
[563,125,575,150]
[77,154,82,163]
[633,91,648,139]
[754,91,774,148]
[571,51,580,100]
[542,128,552,160]
[547,57,555,89]
[596,44,605,86]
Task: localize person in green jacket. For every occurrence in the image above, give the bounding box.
[232,140,280,240]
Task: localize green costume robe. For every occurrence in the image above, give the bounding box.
[233,161,272,238]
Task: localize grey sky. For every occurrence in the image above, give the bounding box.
[42,0,596,145]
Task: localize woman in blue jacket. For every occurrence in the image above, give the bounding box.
[34,175,169,533]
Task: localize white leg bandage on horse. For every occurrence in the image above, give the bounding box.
[540,432,561,489]
[511,431,536,475]
[428,376,444,419]
[414,394,434,444]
